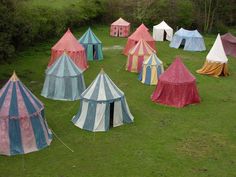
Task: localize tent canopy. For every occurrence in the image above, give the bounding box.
[41,53,86,101]
[160,57,195,84]
[48,28,88,70]
[111,17,130,26]
[81,69,124,102]
[123,24,156,55]
[221,33,236,57]
[129,24,153,41]
[170,28,206,51]
[207,34,228,63]
[153,21,173,41]
[129,39,156,56]
[0,72,52,156]
[79,27,102,44]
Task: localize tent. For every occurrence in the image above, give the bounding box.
[197,34,229,77]
[48,29,88,71]
[41,53,86,101]
[0,72,52,156]
[72,69,134,132]
[126,39,156,73]
[79,28,103,61]
[151,58,200,107]
[221,33,236,57]
[153,21,173,41]
[110,17,130,37]
[170,28,206,51]
[138,53,164,85]
[123,23,156,55]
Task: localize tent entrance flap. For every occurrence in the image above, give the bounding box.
[109,102,114,128]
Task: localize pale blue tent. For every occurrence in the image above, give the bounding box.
[170,28,206,51]
[41,53,86,101]
[72,69,134,132]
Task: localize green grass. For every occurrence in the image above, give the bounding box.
[0,25,236,177]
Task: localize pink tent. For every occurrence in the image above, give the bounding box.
[110,18,130,37]
[221,33,236,57]
[123,24,156,55]
[48,29,88,71]
[151,57,200,108]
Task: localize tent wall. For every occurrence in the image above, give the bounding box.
[41,75,86,101]
[50,50,87,71]
[82,44,103,61]
[0,111,52,156]
[110,25,130,37]
[153,28,173,41]
[126,55,150,73]
[170,35,206,51]
[72,97,133,132]
[139,64,164,85]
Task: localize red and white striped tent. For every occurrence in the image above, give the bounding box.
[126,39,156,73]
[110,18,130,37]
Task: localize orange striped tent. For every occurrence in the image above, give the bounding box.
[126,39,156,73]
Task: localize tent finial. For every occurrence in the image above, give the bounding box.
[10,70,19,81]
[100,67,104,74]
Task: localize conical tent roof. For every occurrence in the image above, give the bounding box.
[129,24,154,41]
[0,72,44,119]
[111,17,130,26]
[81,69,124,101]
[46,53,83,77]
[52,29,84,52]
[207,34,228,63]
[143,53,163,66]
[160,58,195,84]
[221,33,236,43]
[129,39,156,56]
[79,28,102,44]
[154,21,172,30]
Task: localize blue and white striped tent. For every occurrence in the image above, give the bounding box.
[170,28,206,51]
[41,53,86,101]
[138,53,164,85]
[0,72,52,156]
[79,28,103,61]
[72,69,134,132]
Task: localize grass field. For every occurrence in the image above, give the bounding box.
[0,25,236,177]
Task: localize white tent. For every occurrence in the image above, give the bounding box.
[207,34,228,63]
[197,34,229,77]
[153,21,173,41]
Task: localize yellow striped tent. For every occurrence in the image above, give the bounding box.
[126,39,156,73]
[138,53,164,85]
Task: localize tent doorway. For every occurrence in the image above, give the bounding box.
[163,30,167,41]
[109,102,114,128]
[180,39,186,48]
[93,45,97,60]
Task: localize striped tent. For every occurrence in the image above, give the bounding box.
[138,53,164,85]
[126,39,156,73]
[0,72,52,156]
[72,69,134,132]
[41,53,86,101]
[79,28,103,61]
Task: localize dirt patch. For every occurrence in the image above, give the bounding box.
[103,45,124,50]
[176,132,227,158]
